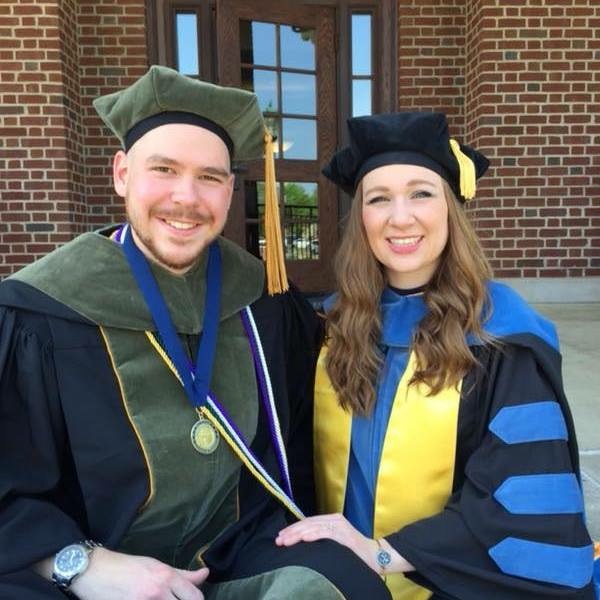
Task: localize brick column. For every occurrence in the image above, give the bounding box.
[464,0,600,279]
[397,0,467,133]
[0,0,148,279]
[0,0,86,278]
[78,0,148,228]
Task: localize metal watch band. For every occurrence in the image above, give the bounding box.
[52,540,101,591]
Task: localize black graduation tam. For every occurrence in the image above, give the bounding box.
[322,112,490,202]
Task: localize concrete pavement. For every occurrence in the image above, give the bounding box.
[535,303,600,540]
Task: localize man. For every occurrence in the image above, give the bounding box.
[0,66,390,599]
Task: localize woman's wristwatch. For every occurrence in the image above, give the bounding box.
[52,540,101,593]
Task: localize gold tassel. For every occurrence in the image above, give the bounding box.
[449,139,477,201]
[263,131,289,295]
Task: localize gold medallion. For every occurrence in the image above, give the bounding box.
[190,418,219,454]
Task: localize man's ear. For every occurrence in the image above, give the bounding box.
[224,173,235,212]
[113,150,128,197]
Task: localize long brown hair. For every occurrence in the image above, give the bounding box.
[325,181,493,416]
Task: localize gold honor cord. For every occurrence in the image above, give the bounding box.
[144,331,305,520]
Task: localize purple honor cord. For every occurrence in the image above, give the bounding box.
[117,223,295,504]
[240,308,293,498]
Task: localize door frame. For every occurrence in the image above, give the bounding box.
[216,0,338,292]
[145,0,399,292]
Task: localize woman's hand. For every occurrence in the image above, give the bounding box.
[275,513,414,575]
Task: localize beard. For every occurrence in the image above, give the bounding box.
[135,227,201,273]
[128,209,217,274]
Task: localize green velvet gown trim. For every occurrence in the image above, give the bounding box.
[204,566,346,600]
[102,319,257,568]
[10,227,264,332]
[13,227,263,568]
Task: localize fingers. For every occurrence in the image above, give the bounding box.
[170,570,206,600]
[71,547,208,600]
[177,567,209,587]
[275,514,340,547]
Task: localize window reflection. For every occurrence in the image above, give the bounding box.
[352,80,372,117]
[240,21,276,66]
[283,182,319,260]
[280,25,315,70]
[282,119,316,160]
[241,20,318,162]
[281,72,316,116]
[241,20,320,262]
[245,180,320,261]
[352,14,372,76]
[351,12,373,117]
[175,13,199,76]
[245,181,281,259]
[242,68,278,112]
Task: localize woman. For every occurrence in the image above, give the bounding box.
[275,112,597,599]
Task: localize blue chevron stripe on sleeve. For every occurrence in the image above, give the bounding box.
[489,538,594,588]
[489,401,568,444]
[494,473,584,515]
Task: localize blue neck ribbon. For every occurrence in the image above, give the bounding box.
[121,225,221,410]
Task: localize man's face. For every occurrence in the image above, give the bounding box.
[113,123,234,274]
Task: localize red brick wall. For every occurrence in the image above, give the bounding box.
[59,0,87,235]
[78,0,148,228]
[0,0,86,278]
[465,0,598,278]
[0,0,147,278]
[397,0,466,132]
[1,0,599,280]
[398,0,600,278]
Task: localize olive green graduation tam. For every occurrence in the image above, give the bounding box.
[93,65,289,294]
[93,64,265,162]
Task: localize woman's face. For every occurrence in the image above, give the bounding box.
[361,163,449,289]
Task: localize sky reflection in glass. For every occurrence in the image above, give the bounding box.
[281,25,315,70]
[352,14,372,76]
[249,69,278,112]
[251,21,276,66]
[282,72,316,115]
[282,119,316,159]
[352,80,372,116]
[176,13,199,75]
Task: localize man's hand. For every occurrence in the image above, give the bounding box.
[36,547,209,600]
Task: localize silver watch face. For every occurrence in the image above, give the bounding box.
[54,543,90,578]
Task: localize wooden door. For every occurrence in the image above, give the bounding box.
[217,0,338,292]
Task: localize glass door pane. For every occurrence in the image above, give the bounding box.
[239,18,319,261]
[175,12,200,76]
[217,0,338,292]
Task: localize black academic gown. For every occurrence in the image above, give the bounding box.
[0,230,390,600]
[315,282,595,600]
[389,284,595,600]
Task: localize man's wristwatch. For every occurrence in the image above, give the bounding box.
[52,540,100,592]
[375,538,392,575]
